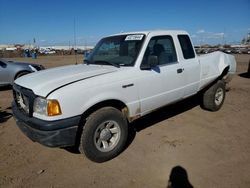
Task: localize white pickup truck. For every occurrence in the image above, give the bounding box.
[12,30,236,162]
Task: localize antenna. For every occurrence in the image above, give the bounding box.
[74,18,78,65]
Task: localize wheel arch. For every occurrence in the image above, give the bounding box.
[81,99,129,121]
[199,66,229,95]
[218,65,230,81]
[206,65,229,89]
[74,99,129,149]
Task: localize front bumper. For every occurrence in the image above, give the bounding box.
[12,102,81,147]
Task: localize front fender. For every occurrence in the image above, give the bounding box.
[44,79,140,121]
[79,91,140,119]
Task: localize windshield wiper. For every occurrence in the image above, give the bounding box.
[94,60,120,68]
[84,59,120,68]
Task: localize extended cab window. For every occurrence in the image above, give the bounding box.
[178,35,195,59]
[142,35,177,66]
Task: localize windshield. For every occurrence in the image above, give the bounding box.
[85,34,145,67]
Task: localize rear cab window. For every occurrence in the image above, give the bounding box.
[178,35,195,59]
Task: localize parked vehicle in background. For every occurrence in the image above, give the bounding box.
[39,47,56,55]
[12,30,236,162]
[0,59,45,86]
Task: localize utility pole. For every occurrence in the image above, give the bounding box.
[74,18,77,65]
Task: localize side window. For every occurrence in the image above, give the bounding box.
[178,35,195,59]
[142,35,177,66]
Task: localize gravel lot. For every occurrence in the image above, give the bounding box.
[0,54,250,188]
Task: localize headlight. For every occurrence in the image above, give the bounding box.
[33,97,62,116]
[33,97,47,115]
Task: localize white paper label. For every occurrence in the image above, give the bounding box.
[125,35,144,41]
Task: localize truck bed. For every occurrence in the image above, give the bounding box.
[198,51,236,90]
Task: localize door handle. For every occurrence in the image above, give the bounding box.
[122,83,134,88]
[177,68,184,73]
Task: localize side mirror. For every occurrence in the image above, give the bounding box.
[140,55,158,70]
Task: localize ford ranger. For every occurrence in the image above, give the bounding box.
[12,30,236,162]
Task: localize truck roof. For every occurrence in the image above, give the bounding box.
[111,30,189,37]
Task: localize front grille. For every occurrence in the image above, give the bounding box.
[14,90,29,114]
[13,84,36,117]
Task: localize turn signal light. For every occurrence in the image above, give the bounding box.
[47,100,62,116]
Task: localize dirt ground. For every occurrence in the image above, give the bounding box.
[0,54,250,188]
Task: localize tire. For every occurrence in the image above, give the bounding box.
[79,107,128,163]
[202,80,226,111]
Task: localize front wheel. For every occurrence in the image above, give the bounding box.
[202,80,226,111]
[79,107,128,163]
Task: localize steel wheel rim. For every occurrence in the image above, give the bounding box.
[215,88,224,106]
[94,120,121,152]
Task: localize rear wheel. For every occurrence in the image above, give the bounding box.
[79,107,128,163]
[202,80,226,111]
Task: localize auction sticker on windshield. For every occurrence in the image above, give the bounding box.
[125,35,144,41]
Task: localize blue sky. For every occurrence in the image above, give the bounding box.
[0,0,249,46]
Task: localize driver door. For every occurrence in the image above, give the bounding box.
[137,35,183,115]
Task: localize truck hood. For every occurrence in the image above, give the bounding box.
[15,64,117,97]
